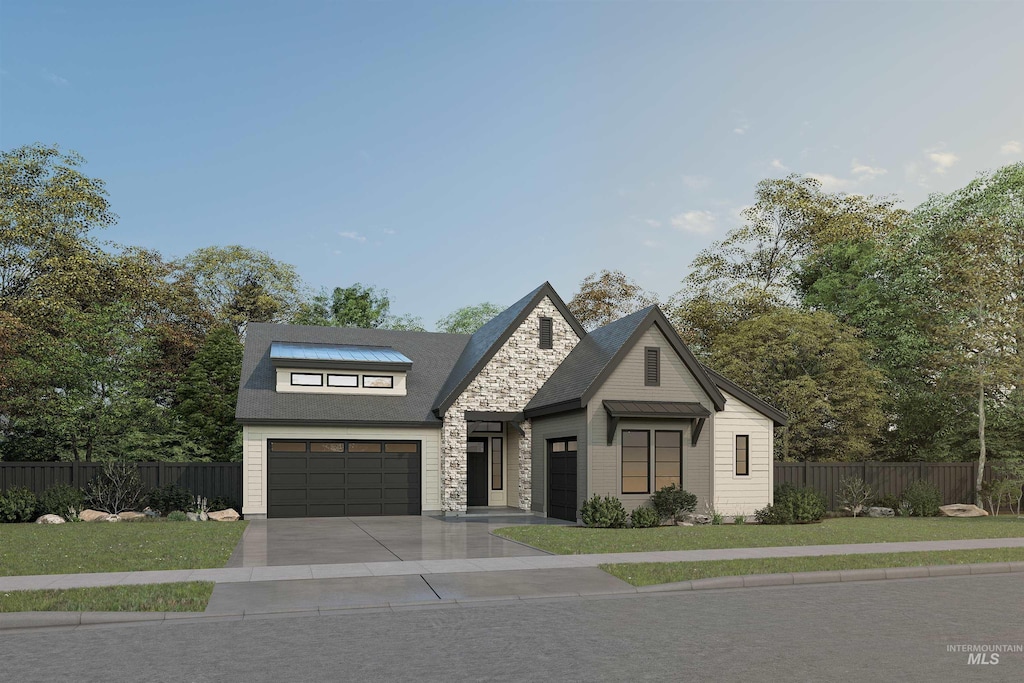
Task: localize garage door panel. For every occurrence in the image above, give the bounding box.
[548,442,577,522]
[268,442,420,517]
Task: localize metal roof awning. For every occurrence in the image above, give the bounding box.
[270,342,413,371]
[603,400,711,446]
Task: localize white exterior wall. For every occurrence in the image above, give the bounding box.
[274,367,407,396]
[242,423,442,517]
[712,389,774,517]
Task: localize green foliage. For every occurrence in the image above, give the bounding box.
[0,487,38,522]
[871,494,901,510]
[732,515,746,525]
[209,495,239,512]
[580,494,627,528]
[900,480,942,517]
[630,505,661,528]
[174,326,243,460]
[837,476,874,517]
[86,461,146,514]
[436,303,504,334]
[753,504,783,525]
[37,484,85,520]
[166,510,189,522]
[146,484,194,516]
[568,270,658,331]
[710,510,725,525]
[650,484,698,521]
[709,308,886,461]
[294,283,390,328]
[762,483,827,524]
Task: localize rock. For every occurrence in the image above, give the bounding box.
[866,506,895,518]
[36,514,66,524]
[675,521,694,527]
[940,504,989,517]
[79,509,118,522]
[681,513,712,525]
[142,508,160,517]
[199,511,209,522]
[208,508,240,522]
[117,511,146,521]
[186,512,200,522]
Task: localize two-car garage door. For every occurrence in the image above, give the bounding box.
[267,439,421,517]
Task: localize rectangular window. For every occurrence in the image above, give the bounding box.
[467,440,486,453]
[736,435,749,476]
[290,372,323,386]
[269,440,307,453]
[327,374,358,387]
[491,437,503,490]
[468,421,502,433]
[348,442,382,453]
[654,430,682,490]
[621,430,650,494]
[362,375,394,389]
[309,441,345,453]
[644,347,660,386]
[539,317,553,349]
[385,442,419,453]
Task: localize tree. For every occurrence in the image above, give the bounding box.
[178,245,302,337]
[293,283,391,328]
[709,308,886,461]
[174,326,244,461]
[568,270,658,331]
[905,163,1024,502]
[436,303,504,334]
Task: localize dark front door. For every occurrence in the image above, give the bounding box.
[548,438,578,522]
[467,437,488,507]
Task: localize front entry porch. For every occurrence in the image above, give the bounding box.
[440,413,534,515]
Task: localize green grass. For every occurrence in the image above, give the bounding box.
[495,516,1024,555]
[0,520,247,576]
[602,547,1024,586]
[0,581,214,612]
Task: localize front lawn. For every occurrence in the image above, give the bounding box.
[0,582,214,612]
[0,520,247,576]
[602,547,1024,586]
[494,517,1024,555]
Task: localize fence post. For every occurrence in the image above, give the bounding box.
[158,461,168,489]
[72,460,80,490]
[803,460,809,487]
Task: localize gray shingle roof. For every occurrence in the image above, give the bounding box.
[237,323,470,425]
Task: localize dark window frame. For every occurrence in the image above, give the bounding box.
[290,372,324,387]
[267,439,421,455]
[539,317,553,349]
[644,347,660,386]
[468,421,503,433]
[327,373,359,388]
[654,430,682,490]
[491,437,503,490]
[735,434,750,476]
[362,375,394,389]
[621,429,651,495]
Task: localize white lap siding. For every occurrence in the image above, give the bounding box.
[241,423,442,518]
[712,390,774,517]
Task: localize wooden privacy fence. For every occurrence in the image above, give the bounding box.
[775,461,992,511]
[0,461,242,504]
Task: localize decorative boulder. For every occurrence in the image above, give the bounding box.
[939,504,989,518]
[186,512,201,522]
[117,511,146,521]
[142,508,160,517]
[79,509,119,522]
[682,513,712,525]
[36,514,66,524]
[866,507,895,518]
[208,508,240,522]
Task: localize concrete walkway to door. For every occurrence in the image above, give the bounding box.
[225,515,562,567]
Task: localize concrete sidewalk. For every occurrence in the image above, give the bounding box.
[4,536,1024,592]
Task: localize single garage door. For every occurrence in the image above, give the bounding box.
[547,437,578,522]
[267,439,421,517]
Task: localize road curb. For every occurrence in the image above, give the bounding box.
[2,561,1022,632]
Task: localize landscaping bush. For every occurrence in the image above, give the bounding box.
[901,480,942,517]
[147,484,194,516]
[0,487,38,523]
[37,484,85,521]
[651,484,698,522]
[630,506,660,528]
[733,515,746,525]
[838,476,874,517]
[762,483,826,524]
[86,461,146,515]
[580,494,627,528]
[209,496,239,512]
[166,510,189,522]
[871,494,901,511]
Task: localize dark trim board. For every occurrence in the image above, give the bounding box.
[464,411,525,421]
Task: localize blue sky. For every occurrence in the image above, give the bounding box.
[3,1,1022,328]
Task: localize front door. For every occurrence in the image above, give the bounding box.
[467,437,488,507]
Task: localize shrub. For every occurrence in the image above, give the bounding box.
[166,510,189,522]
[147,484,194,516]
[209,496,239,512]
[871,494,901,511]
[630,506,660,528]
[86,461,146,515]
[580,494,627,528]
[651,484,698,522]
[733,515,746,525]
[0,487,38,523]
[837,476,874,517]
[771,483,826,524]
[37,484,85,521]
[754,504,784,525]
[896,499,913,517]
[901,480,942,517]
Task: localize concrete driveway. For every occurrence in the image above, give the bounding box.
[226,515,558,567]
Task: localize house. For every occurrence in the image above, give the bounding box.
[235,282,787,520]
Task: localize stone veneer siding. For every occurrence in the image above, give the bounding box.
[441,297,578,512]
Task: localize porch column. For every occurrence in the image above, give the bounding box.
[517,419,532,511]
[441,412,468,513]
